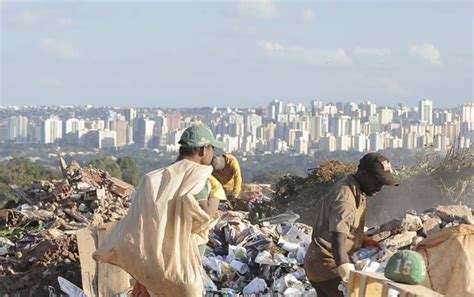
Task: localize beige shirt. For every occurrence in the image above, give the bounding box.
[304,174,366,282]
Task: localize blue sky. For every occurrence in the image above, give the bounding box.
[1,1,472,108]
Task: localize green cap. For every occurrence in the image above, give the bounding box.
[179,124,225,149]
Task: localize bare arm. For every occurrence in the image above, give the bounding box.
[198,197,220,217]
[331,231,350,266]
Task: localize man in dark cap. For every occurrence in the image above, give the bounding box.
[304,153,399,297]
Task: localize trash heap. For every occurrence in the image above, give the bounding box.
[0,158,134,296]
[202,210,317,296]
[352,204,474,273]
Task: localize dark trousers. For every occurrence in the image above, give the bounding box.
[310,277,344,297]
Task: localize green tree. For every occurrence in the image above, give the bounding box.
[88,157,123,179]
[117,156,140,186]
[0,158,62,202]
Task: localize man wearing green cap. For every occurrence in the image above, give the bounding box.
[177,124,226,250]
[304,153,399,297]
[131,123,225,297]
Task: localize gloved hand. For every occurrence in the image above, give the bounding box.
[337,263,355,283]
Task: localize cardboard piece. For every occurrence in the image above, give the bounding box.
[77,222,132,297]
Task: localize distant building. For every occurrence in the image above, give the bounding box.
[419,99,433,124]
[9,115,29,142]
[42,117,62,144]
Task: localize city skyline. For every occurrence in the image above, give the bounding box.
[3,99,473,155]
[1,1,472,108]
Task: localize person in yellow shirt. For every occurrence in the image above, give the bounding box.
[211,154,242,199]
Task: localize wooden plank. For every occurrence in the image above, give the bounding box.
[96,222,132,297]
[349,270,361,297]
[76,227,98,297]
[381,283,390,297]
[359,274,368,297]
[387,282,444,297]
[349,271,444,297]
[365,277,385,297]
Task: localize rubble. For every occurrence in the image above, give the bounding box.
[435,205,472,223]
[369,205,473,250]
[0,157,134,296]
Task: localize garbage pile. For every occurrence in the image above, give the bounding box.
[0,158,134,296]
[202,210,316,296]
[241,184,274,223]
[353,204,474,273]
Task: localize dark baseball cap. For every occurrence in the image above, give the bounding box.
[358,153,399,186]
[179,124,225,149]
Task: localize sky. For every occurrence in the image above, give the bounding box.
[0,0,472,108]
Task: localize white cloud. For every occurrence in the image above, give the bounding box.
[39,38,79,59]
[12,9,74,28]
[302,8,315,22]
[258,40,352,66]
[238,0,277,19]
[410,43,442,66]
[259,41,283,52]
[39,78,63,88]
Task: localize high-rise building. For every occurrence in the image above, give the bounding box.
[268,100,283,121]
[335,115,350,137]
[379,108,394,126]
[336,135,351,151]
[461,103,474,123]
[166,112,182,131]
[244,112,262,137]
[353,134,368,152]
[369,132,384,151]
[99,130,117,149]
[419,99,433,124]
[110,119,129,147]
[310,100,323,116]
[360,101,377,117]
[124,108,136,126]
[319,135,336,152]
[64,118,85,135]
[134,117,155,147]
[9,115,29,142]
[42,117,63,144]
[349,117,361,136]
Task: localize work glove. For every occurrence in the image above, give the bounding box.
[337,263,355,283]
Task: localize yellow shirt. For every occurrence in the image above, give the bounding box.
[304,174,366,282]
[194,175,226,201]
[212,154,242,198]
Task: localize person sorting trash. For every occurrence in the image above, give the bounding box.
[304,153,399,297]
[211,154,242,200]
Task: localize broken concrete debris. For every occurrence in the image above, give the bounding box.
[0,158,134,296]
[369,207,474,250]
